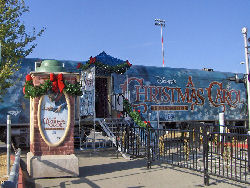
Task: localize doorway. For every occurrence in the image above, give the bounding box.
[95,77,109,118]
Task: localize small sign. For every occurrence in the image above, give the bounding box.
[80,67,95,117]
[38,93,70,146]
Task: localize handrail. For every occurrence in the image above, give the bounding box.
[97,119,131,159]
[1,148,21,188]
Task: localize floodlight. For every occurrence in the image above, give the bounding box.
[242,27,247,34]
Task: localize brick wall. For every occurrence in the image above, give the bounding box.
[30,73,77,156]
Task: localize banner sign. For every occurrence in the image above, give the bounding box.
[80,67,95,117]
[112,65,247,122]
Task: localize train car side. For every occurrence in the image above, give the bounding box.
[0,57,247,147]
[112,65,247,128]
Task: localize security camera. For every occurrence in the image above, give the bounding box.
[240,61,245,64]
[248,37,250,43]
[242,27,247,34]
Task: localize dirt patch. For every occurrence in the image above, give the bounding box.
[0,153,14,184]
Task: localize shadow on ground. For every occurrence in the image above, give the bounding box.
[20,148,249,188]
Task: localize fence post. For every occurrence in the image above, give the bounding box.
[147,126,151,169]
[116,123,120,159]
[6,115,11,176]
[203,125,209,186]
[248,136,250,172]
[126,125,129,152]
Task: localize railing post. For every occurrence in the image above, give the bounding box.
[147,126,151,169]
[248,135,250,172]
[7,115,11,176]
[126,125,129,152]
[203,125,209,186]
[116,123,120,158]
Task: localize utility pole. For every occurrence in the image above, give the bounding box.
[155,19,166,67]
[242,27,250,131]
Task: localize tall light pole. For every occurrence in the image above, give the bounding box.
[155,19,166,67]
[242,27,250,131]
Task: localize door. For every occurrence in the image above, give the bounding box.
[95,77,109,118]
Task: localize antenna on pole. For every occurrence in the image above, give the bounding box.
[155,19,166,67]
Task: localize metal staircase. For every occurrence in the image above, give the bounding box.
[97,118,131,159]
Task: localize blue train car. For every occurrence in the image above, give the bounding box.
[112,65,247,124]
[0,52,247,146]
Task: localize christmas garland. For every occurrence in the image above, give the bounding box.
[23,73,82,98]
[77,56,132,74]
[123,98,151,128]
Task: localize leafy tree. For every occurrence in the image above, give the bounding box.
[0,0,44,101]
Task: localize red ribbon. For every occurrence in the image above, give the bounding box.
[50,73,65,93]
[89,56,96,64]
[26,74,32,82]
[126,60,132,67]
[77,63,82,69]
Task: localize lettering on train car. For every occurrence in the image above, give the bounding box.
[120,76,243,113]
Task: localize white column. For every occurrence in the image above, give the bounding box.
[242,27,250,132]
[219,113,225,142]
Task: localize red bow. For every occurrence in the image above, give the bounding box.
[126,60,132,67]
[26,74,32,82]
[89,56,96,64]
[50,73,65,93]
[77,63,82,69]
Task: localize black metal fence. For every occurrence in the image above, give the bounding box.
[207,131,250,184]
[74,120,250,185]
[119,122,250,185]
[116,124,147,158]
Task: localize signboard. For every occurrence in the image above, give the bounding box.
[112,65,247,122]
[80,67,95,117]
[38,92,71,146]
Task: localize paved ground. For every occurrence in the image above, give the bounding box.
[20,148,249,188]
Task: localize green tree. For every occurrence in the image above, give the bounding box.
[0,0,44,101]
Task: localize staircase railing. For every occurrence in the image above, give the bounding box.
[97,118,131,159]
[98,118,150,159]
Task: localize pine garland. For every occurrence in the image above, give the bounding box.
[64,81,82,96]
[77,56,132,74]
[123,99,151,128]
[23,74,82,98]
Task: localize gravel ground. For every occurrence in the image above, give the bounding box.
[0,142,15,184]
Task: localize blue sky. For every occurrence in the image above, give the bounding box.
[24,0,250,73]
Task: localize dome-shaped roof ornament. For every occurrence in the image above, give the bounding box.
[35,60,65,72]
